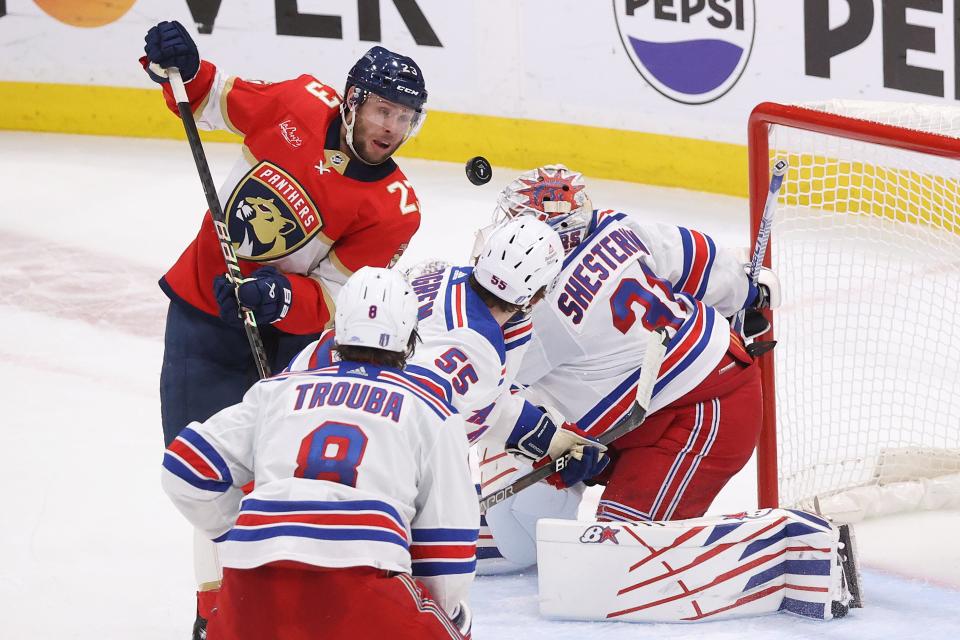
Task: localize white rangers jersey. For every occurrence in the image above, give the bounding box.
[161,361,478,613]
[517,209,750,435]
[405,266,532,443]
[287,266,533,445]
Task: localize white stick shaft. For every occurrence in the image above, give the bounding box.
[733,159,788,335]
[166,67,189,104]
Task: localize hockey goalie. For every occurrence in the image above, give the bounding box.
[470,164,862,623]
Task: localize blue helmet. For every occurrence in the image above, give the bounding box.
[346,46,427,113]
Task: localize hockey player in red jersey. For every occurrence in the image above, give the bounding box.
[141,19,429,637]
[143,20,427,443]
[162,267,476,640]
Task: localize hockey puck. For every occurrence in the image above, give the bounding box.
[465,156,492,186]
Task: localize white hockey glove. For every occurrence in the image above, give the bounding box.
[542,406,606,462]
[450,601,472,638]
[745,266,782,310]
[740,267,781,342]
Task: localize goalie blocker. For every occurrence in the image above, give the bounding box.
[537,508,862,623]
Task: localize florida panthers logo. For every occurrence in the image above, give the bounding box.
[237,197,297,254]
[513,168,587,222]
[226,161,323,261]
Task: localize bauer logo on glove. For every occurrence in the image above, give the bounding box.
[214,267,292,327]
[506,404,611,489]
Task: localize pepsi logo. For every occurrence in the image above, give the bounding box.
[614,0,756,104]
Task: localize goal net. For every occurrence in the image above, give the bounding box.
[750,101,960,522]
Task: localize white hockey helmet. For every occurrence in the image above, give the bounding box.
[492,164,593,253]
[334,266,418,353]
[474,217,564,307]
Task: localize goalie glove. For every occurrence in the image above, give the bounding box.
[742,308,771,341]
[739,267,780,342]
[506,404,610,489]
[744,266,782,310]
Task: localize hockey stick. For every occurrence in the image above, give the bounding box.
[732,158,788,337]
[163,67,271,623]
[166,66,272,379]
[478,327,670,514]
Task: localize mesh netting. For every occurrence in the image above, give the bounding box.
[766,101,960,511]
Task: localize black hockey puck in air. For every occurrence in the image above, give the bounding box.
[465,156,492,186]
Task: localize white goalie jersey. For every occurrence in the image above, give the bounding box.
[517,209,751,433]
[161,362,479,614]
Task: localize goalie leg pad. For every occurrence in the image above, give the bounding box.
[536,508,859,623]
[472,442,583,575]
[479,476,583,574]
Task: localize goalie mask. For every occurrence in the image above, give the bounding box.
[479,165,594,256]
[334,267,418,354]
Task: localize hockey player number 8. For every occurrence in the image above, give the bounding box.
[295,421,368,487]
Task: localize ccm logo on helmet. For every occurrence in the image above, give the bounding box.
[614,0,755,104]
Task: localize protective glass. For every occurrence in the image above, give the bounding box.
[359,95,426,140]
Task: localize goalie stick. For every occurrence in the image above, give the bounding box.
[478,327,670,514]
[732,158,788,338]
[166,66,272,379]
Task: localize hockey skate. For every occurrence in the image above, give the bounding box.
[830,523,864,618]
[191,611,207,640]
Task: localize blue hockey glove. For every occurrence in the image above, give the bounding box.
[507,404,610,489]
[534,441,610,490]
[143,20,200,83]
[214,267,292,327]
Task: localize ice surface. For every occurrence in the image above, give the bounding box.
[1,132,956,638]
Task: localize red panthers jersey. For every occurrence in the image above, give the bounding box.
[153,60,421,334]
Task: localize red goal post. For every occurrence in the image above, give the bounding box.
[748,101,960,516]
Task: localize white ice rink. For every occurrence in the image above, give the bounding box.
[1,131,958,638]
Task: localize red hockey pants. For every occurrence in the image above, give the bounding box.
[207,563,466,640]
[596,338,762,522]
